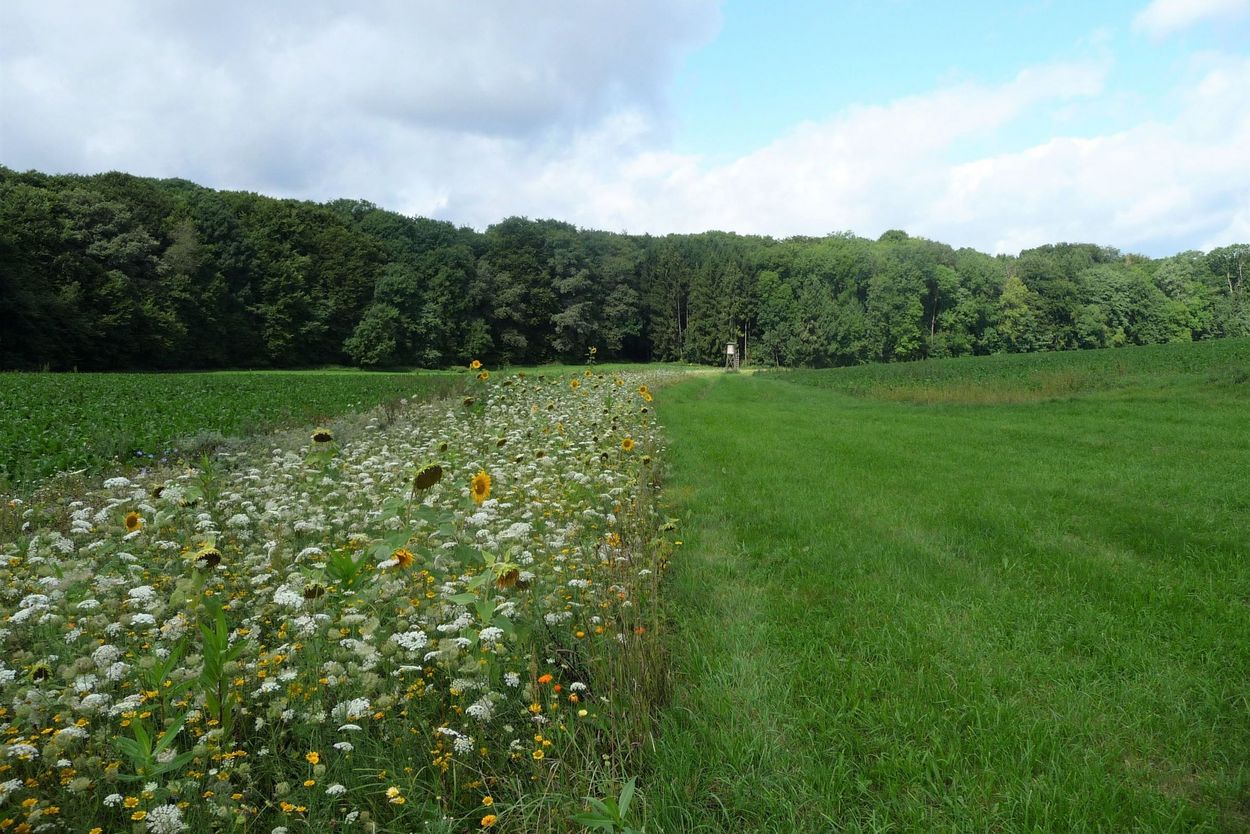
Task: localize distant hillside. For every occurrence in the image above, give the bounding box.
[1,166,1247,370]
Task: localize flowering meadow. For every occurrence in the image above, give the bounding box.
[0,366,673,833]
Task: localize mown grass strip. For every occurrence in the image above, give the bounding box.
[648,372,1250,833]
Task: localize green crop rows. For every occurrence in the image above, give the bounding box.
[0,371,462,487]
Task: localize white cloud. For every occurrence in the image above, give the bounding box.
[1133,0,1250,38]
[1,2,1248,257]
[480,54,1249,256]
[0,0,720,200]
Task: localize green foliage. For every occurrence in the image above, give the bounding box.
[196,596,249,742]
[2,165,1247,376]
[571,777,642,833]
[0,370,462,486]
[114,712,196,782]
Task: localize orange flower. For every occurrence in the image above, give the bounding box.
[537,673,553,685]
[481,814,498,827]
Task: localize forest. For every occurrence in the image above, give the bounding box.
[2,165,1247,370]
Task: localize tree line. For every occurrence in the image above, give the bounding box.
[2,166,1247,370]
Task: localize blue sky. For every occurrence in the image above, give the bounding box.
[2,0,1249,255]
[675,1,1167,159]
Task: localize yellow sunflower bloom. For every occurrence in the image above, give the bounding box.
[471,470,492,504]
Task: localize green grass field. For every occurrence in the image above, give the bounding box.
[649,344,1250,832]
[0,370,464,487]
[777,337,1250,404]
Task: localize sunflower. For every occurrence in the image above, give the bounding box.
[196,546,222,568]
[621,437,635,453]
[470,470,492,504]
[494,567,520,590]
[414,463,443,491]
[392,547,415,569]
[311,428,334,444]
[470,359,482,370]
[477,370,490,381]
[569,378,581,391]
[638,384,650,396]
[123,511,143,533]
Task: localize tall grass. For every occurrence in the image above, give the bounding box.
[775,337,1250,404]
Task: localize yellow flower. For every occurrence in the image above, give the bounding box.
[532,749,544,760]
[482,796,494,806]
[392,548,415,569]
[123,797,139,808]
[131,811,147,821]
[471,470,492,504]
[477,370,490,381]
[569,378,581,390]
[305,751,320,765]
[621,437,635,453]
[123,512,142,533]
[481,814,498,827]
[470,359,482,370]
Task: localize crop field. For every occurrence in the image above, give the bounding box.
[0,371,466,488]
[650,344,1250,832]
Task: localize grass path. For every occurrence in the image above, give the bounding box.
[647,374,1250,833]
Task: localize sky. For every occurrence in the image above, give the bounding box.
[1,0,1248,256]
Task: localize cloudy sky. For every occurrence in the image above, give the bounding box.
[2,0,1248,255]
